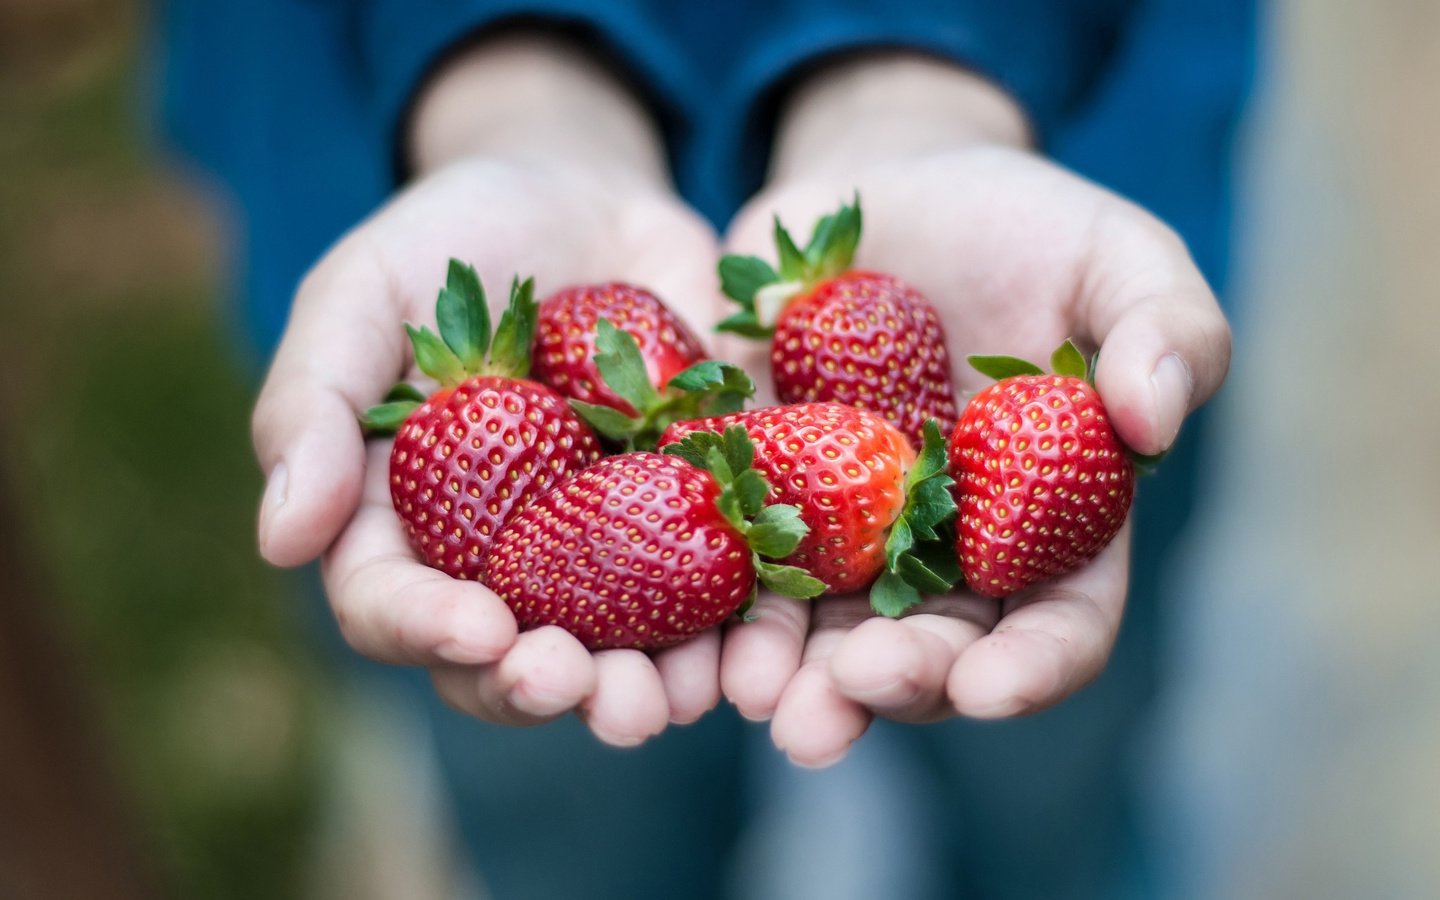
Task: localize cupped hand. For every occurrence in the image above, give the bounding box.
[252,155,727,745]
[717,141,1230,766]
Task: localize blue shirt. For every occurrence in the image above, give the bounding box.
[157,0,1254,360]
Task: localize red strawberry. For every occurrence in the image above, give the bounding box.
[533,282,707,416]
[484,429,824,650]
[718,197,959,445]
[661,403,959,616]
[361,261,602,581]
[949,340,1135,597]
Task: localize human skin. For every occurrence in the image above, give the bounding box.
[716,55,1231,766]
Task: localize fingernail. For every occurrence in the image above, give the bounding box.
[258,461,288,549]
[1150,353,1193,450]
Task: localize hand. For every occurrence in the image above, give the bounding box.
[251,34,725,746]
[715,55,1231,766]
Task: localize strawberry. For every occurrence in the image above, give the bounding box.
[568,318,755,451]
[532,282,707,416]
[484,428,824,650]
[949,340,1135,597]
[661,403,959,616]
[718,196,959,445]
[361,260,602,581]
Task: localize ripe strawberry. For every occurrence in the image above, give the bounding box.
[361,260,602,581]
[568,319,754,451]
[661,403,959,616]
[718,196,959,445]
[949,340,1135,597]
[484,428,824,650]
[533,282,707,415]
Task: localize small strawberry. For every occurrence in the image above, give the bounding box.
[361,260,602,581]
[950,340,1136,597]
[717,196,959,445]
[484,427,824,650]
[661,403,959,616]
[567,319,755,451]
[532,282,708,415]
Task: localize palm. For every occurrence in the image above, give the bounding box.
[715,145,1226,766]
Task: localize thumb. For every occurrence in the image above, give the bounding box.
[252,256,406,566]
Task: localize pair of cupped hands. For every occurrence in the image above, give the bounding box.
[250,43,1229,767]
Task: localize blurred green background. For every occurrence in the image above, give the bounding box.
[0,2,327,896]
[3,1,1439,898]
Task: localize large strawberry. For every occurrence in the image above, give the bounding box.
[484,428,824,650]
[533,282,707,415]
[361,260,602,581]
[717,196,959,445]
[949,340,1136,597]
[661,403,959,616]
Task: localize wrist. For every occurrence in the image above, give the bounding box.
[407,32,671,196]
[769,53,1031,184]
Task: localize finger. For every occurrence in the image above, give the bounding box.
[719,594,811,720]
[430,625,597,725]
[770,596,874,768]
[653,628,722,725]
[1080,213,1232,455]
[829,595,997,722]
[253,249,407,566]
[578,650,670,747]
[948,520,1132,718]
[320,444,518,666]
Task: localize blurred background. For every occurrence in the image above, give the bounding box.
[0,1,1436,898]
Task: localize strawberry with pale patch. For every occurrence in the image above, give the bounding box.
[718,196,959,445]
[949,340,1136,597]
[661,403,958,616]
[361,260,602,581]
[484,427,824,650]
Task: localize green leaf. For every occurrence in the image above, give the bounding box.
[384,382,428,404]
[665,361,756,402]
[773,216,807,280]
[967,354,1045,381]
[902,539,961,590]
[661,430,724,470]
[715,311,773,339]
[358,400,420,435]
[570,400,640,443]
[870,570,923,618]
[436,259,490,372]
[1131,447,1167,477]
[715,483,744,531]
[1050,339,1088,380]
[746,504,809,559]
[406,324,466,386]
[593,318,661,413]
[731,469,770,519]
[705,446,735,486]
[1086,349,1101,384]
[720,424,756,476]
[718,255,778,304]
[488,277,538,378]
[804,195,862,277]
[894,552,956,595]
[890,420,957,548]
[884,517,914,571]
[755,561,826,600]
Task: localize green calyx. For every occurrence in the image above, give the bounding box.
[966,338,1167,474]
[360,259,538,435]
[871,419,961,617]
[716,193,863,339]
[662,426,826,611]
[571,319,755,451]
